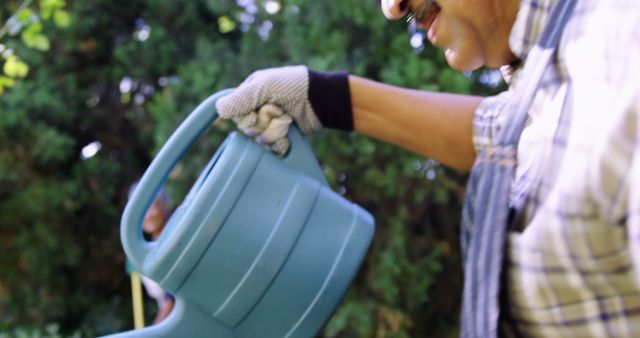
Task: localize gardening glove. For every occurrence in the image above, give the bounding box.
[216,65,353,154]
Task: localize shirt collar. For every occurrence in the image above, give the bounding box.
[509,0,559,60]
[499,0,558,84]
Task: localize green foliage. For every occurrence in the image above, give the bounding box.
[0,324,81,338]
[0,0,506,336]
[0,0,72,94]
[3,55,29,77]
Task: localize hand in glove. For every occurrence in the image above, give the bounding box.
[215,65,353,154]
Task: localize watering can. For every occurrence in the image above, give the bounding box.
[102,90,375,338]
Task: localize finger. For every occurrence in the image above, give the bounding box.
[270,137,290,155]
[235,112,269,137]
[256,104,284,129]
[233,111,258,130]
[256,114,292,144]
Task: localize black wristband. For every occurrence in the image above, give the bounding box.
[307,69,354,131]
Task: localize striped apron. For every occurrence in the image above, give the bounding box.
[459,1,577,337]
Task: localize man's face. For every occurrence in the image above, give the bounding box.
[381,0,519,71]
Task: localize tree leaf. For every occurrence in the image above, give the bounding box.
[21,28,50,51]
[17,8,34,23]
[3,56,30,78]
[53,10,71,28]
[0,75,16,86]
[0,75,16,94]
[40,0,65,20]
[217,15,236,33]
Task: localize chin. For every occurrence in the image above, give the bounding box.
[445,49,485,72]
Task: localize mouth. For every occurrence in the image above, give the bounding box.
[408,0,441,32]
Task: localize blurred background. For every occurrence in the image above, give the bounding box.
[0,0,505,337]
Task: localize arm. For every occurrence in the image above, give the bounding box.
[350,75,482,171]
[216,66,483,170]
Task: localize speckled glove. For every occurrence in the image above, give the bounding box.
[215,65,353,154]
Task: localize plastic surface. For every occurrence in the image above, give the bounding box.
[103,90,374,338]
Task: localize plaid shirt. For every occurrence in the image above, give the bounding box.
[472,0,640,336]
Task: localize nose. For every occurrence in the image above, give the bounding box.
[381,0,409,20]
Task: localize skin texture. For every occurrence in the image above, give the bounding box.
[381,0,519,71]
[351,76,482,170]
[347,0,520,171]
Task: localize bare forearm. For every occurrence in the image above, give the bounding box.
[350,75,481,171]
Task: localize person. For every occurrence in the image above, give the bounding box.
[128,184,175,325]
[215,0,640,337]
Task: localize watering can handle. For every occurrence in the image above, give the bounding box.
[121,89,328,271]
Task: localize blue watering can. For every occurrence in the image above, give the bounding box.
[102,90,375,338]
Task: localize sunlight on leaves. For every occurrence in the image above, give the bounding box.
[21,22,50,50]
[53,9,71,28]
[40,0,65,20]
[218,15,236,33]
[3,55,30,78]
[0,75,15,94]
[17,8,34,24]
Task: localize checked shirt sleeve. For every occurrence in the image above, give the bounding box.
[472,90,513,153]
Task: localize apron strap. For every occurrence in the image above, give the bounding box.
[500,0,578,145]
[460,1,578,337]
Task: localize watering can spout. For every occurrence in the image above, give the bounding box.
[104,298,236,338]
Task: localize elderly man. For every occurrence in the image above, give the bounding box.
[216,0,640,336]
